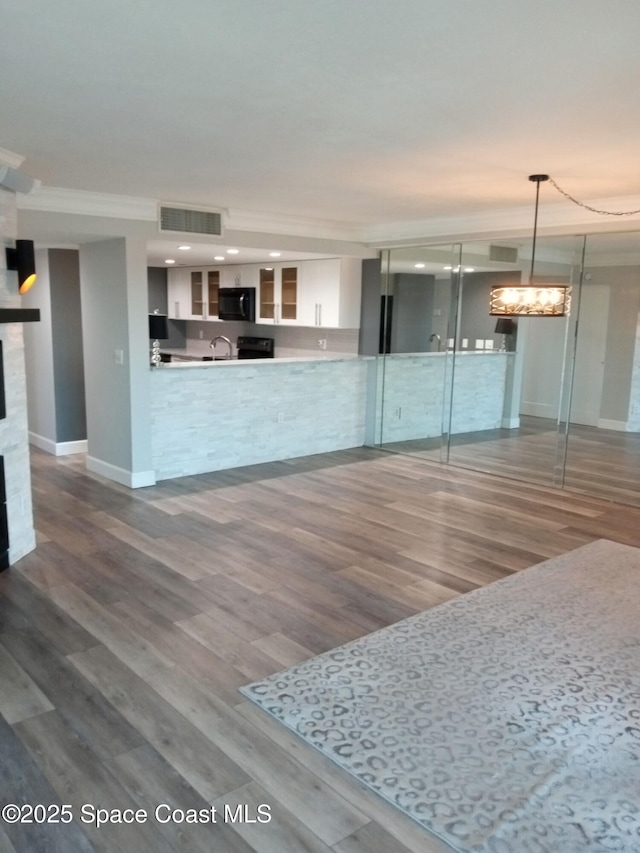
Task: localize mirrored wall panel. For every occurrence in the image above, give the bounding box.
[446,235,584,487]
[367,245,459,462]
[563,232,640,506]
[367,230,640,508]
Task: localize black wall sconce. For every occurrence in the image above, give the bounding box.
[5,240,37,294]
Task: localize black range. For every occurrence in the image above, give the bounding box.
[236,336,275,359]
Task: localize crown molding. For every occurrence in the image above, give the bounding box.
[0,147,25,170]
[226,207,366,242]
[364,195,640,247]
[17,185,158,220]
[15,184,640,248]
[584,251,640,267]
[16,186,368,242]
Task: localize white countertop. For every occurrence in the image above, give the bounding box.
[156,352,361,368]
[154,348,510,369]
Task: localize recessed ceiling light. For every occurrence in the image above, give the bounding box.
[414,263,426,269]
[227,249,239,255]
[165,259,175,264]
[214,255,225,261]
[178,245,191,251]
[443,265,453,270]
[464,267,475,272]
[264,267,274,271]
[269,252,281,257]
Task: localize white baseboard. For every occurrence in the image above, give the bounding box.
[597,419,627,432]
[29,432,88,456]
[86,456,156,489]
[501,417,520,429]
[520,402,556,419]
[57,439,88,455]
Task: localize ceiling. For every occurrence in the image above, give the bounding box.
[3,0,640,254]
[145,241,348,268]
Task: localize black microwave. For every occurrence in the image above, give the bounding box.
[218,287,256,322]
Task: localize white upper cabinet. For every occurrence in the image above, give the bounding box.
[168,268,220,320]
[169,258,362,328]
[298,258,362,328]
[258,265,299,325]
[167,268,190,320]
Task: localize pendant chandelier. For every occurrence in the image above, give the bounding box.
[490,175,571,317]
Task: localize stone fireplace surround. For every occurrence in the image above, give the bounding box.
[0,185,37,567]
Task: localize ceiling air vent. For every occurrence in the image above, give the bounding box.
[489,244,518,264]
[159,205,223,236]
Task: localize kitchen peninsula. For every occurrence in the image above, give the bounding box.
[150,355,368,480]
[149,351,515,481]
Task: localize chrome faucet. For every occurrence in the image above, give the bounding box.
[428,333,442,352]
[210,335,233,359]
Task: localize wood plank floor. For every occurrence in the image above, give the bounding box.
[2,446,640,853]
[383,416,640,507]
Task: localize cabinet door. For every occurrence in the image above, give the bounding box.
[219,264,259,289]
[206,270,220,319]
[237,264,259,288]
[299,259,341,327]
[258,267,276,324]
[219,267,238,289]
[190,271,205,319]
[167,268,190,319]
[279,267,298,323]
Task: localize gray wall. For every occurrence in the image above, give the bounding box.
[23,250,57,444]
[358,261,436,355]
[359,257,383,356]
[390,274,435,353]
[49,249,86,441]
[148,266,186,349]
[459,271,519,349]
[23,249,87,446]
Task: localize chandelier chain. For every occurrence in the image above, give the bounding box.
[548,177,640,216]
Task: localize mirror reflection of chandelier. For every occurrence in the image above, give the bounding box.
[490,175,571,317]
[490,283,571,316]
[490,174,640,317]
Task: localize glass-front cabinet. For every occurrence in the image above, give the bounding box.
[190,270,220,319]
[259,267,275,320]
[168,269,220,320]
[258,266,298,324]
[190,271,203,317]
[206,270,219,318]
[281,267,298,320]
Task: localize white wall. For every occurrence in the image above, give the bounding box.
[80,235,154,487]
[588,265,640,425]
[520,268,640,429]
